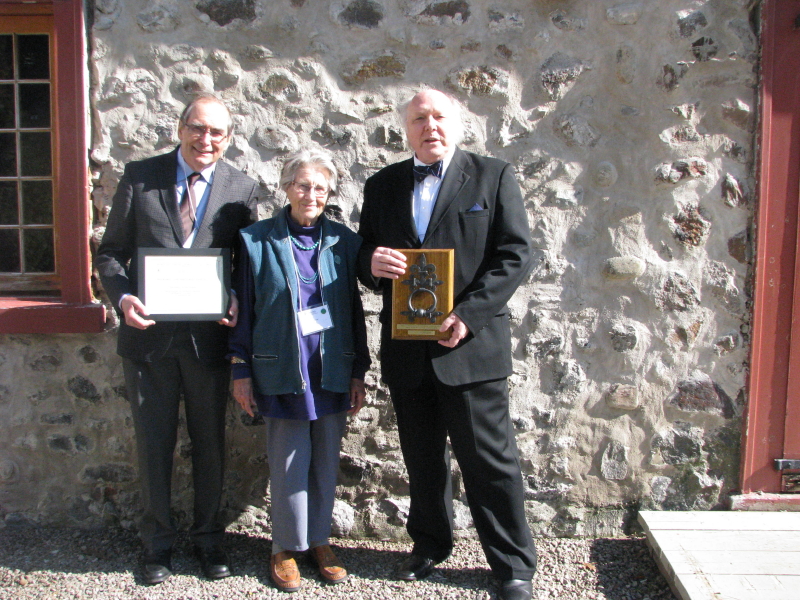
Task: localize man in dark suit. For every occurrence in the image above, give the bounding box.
[95,94,258,585]
[357,89,537,600]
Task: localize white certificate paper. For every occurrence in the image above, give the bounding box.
[138,248,230,320]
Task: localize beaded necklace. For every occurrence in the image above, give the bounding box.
[290,234,320,251]
[289,231,320,284]
[295,262,319,284]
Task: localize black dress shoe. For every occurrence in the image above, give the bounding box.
[143,550,172,585]
[194,545,232,580]
[397,554,436,581]
[500,579,532,600]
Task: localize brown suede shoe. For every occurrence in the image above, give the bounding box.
[270,551,301,593]
[309,544,348,584]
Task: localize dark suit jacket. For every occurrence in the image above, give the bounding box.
[357,147,532,388]
[95,147,259,362]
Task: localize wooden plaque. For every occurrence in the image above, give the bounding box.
[391,249,455,340]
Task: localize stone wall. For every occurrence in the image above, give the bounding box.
[0,0,758,538]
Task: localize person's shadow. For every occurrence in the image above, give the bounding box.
[222,532,496,593]
[0,525,500,596]
[590,537,676,600]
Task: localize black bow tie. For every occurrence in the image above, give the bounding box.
[412,161,443,183]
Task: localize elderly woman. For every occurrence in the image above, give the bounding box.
[229,148,369,593]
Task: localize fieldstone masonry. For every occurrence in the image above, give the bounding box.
[0,0,758,539]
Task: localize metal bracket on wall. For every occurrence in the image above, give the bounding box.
[775,459,800,470]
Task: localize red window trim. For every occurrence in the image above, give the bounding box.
[0,0,106,333]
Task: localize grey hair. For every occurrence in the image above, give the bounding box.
[279,148,339,197]
[402,88,465,146]
[178,93,234,136]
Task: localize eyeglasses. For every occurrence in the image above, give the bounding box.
[292,181,329,197]
[184,123,229,141]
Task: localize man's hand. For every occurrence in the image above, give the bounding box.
[371,247,407,279]
[348,378,366,416]
[120,295,156,330]
[233,377,257,417]
[438,313,469,348]
[218,293,238,327]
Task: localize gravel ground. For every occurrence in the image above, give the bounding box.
[0,525,676,600]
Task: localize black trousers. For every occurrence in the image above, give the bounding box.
[123,330,230,555]
[388,357,537,581]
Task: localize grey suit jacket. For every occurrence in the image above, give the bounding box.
[96,147,259,362]
[357,147,533,388]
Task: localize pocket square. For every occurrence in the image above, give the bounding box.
[467,203,484,212]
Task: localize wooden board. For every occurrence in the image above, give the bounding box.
[679,574,800,600]
[639,510,800,530]
[661,550,800,575]
[391,249,454,340]
[639,510,800,600]
[647,530,800,552]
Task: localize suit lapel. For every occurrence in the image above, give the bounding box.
[157,148,185,246]
[192,160,230,248]
[394,159,419,246]
[424,147,470,244]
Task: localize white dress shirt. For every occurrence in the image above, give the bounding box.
[412,151,453,242]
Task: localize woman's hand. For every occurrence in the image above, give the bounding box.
[218,293,238,327]
[233,377,257,417]
[348,378,366,416]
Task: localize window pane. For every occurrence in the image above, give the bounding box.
[0,229,20,272]
[23,228,54,272]
[0,84,14,128]
[21,180,52,225]
[0,132,16,177]
[0,181,18,225]
[0,36,12,79]
[19,83,50,128]
[20,131,50,176]
[17,35,49,80]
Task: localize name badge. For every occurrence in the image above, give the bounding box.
[297,304,333,336]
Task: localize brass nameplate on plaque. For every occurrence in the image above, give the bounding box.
[391,249,454,340]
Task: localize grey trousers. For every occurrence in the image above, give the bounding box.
[123,332,229,555]
[265,411,347,553]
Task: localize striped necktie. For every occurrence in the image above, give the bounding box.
[180,172,200,239]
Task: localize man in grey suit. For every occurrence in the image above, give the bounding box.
[95,94,258,585]
[357,89,537,600]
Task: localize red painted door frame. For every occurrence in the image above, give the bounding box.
[742,0,800,496]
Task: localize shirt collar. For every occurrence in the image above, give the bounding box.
[413,148,454,179]
[177,149,217,183]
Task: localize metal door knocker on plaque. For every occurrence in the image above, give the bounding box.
[391,249,454,340]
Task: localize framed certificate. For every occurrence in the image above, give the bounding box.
[137,248,231,321]
[391,249,454,340]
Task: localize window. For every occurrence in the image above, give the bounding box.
[0,1,105,333]
[0,27,56,291]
